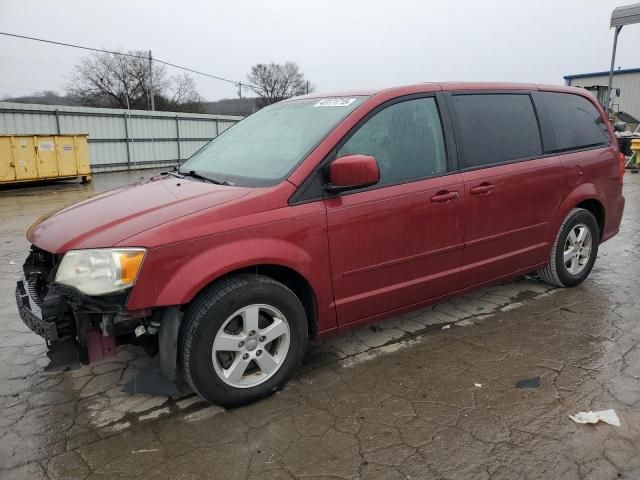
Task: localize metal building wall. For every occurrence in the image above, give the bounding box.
[566,71,640,120]
[0,102,242,172]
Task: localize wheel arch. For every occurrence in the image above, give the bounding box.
[183,263,319,338]
[547,184,607,244]
[575,198,605,240]
[129,234,336,336]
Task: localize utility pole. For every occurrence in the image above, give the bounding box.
[306,80,309,94]
[148,50,155,111]
[238,82,242,100]
[607,26,623,114]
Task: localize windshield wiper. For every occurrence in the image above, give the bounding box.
[162,170,184,179]
[182,170,231,186]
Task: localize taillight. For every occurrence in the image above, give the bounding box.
[619,152,626,183]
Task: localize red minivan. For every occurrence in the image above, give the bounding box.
[16,83,625,406]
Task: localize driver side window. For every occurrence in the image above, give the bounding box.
[336,97,446,186]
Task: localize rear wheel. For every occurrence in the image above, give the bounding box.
[538,208,599,287]
[180,274,308,407]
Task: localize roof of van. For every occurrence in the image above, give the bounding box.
[294,82,587,100]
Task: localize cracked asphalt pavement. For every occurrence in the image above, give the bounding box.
[1,171,639,479]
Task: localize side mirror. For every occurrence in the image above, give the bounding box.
[325,154,380,193]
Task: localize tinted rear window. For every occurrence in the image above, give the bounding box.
[539,92,610,152]
[451,94,542,168]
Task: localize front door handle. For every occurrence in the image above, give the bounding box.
[470,183,495,195]
[430,191,459,203]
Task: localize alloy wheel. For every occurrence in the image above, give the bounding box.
[211,304,290,388]
[563,223,593,275]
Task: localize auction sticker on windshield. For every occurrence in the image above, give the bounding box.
[313,98,357,107]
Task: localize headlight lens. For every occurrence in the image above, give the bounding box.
[55,248,146,295]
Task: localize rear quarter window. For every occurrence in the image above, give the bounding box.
[539,92,610,152]
[450,93,542,168]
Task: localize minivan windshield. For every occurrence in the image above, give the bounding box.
[179,96,367,186]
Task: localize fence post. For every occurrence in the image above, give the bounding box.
[54,110,61,134]
[175,115,181,163]
[123,112,131,169]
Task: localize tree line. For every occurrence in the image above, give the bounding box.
[67,51,203,112]
[43,51,315,113]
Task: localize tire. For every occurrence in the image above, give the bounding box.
[180,274,308,407]
[538,208,600,287]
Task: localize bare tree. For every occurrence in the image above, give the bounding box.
[247,62,313,108]
[67,51,202,112]
[165,74,204,112]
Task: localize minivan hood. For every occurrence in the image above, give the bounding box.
[28,175,249,253]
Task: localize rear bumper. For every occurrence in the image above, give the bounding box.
[603,195,625,243]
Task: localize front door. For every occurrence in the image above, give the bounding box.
[324,96,465,325]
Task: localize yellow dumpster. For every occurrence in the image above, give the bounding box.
[0,134,92,185]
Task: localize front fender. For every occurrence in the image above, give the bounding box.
[161,238,316,304]
[126,210,336,332]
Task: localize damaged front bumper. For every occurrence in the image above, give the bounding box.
[15,246,187,396]
[16,279,59,342]
[15,246,151,371]
[15,276,83,370]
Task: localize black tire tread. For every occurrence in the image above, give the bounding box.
[538,208,598,287]
[181,275,251,396]
[180,274,306,405]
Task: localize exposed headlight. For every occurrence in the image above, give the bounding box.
[55,248,146,296]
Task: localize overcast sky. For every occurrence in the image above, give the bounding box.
[2,0,640,102]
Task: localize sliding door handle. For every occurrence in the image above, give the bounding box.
[430,191,459,203]
[470,183,495,195]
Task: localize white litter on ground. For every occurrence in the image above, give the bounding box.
[131,448,160,454]
[441,325,451,330]
[9,261,15,265]
[569,409,620,427]
[474,383,482,388]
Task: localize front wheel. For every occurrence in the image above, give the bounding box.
[180,274,308,407]
[538,208,599,287]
